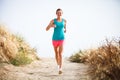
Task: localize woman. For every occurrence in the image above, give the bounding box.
[46,8,67,74]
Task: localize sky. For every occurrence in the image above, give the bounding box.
[0,0,120,57]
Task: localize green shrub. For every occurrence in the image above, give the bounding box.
[69,50,85,63]
[10,52,33,66]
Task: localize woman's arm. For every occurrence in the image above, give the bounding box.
[46,19,54,31]
[64,19,67,33]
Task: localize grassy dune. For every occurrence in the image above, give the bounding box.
[0,24,39,66]
[70,38,120,80]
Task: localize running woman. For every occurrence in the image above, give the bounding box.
[46,8,67,74]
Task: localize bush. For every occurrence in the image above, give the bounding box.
[69,50,85,63]
[0,25,39,66]
[69,38,120,80]
[10,52,33,66]
[9,34,38,66]
[86,38,120,80]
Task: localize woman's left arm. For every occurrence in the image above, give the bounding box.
[64,19,67,33]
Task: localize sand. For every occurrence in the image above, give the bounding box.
[0,58,89,80]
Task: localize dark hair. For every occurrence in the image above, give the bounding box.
[56,8,62,14]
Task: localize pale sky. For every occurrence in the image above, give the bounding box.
[0,0,120,57]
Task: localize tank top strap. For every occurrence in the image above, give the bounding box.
[53,18,57,24]
[62,18,65,23]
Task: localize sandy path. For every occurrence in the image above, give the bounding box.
[0,58,89,80]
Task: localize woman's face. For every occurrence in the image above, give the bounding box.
[56,10,63,17]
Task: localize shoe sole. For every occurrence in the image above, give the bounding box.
[59,71,62,74]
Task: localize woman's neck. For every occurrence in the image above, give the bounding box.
[57,17,62,22]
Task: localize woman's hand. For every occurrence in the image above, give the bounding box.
[46,20,54,31]
[64,29,66,33]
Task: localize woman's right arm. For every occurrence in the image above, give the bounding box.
[46,19,54,31]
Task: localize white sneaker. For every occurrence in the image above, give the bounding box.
[57,65,59,70]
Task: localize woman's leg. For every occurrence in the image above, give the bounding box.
[58,44,63,69]
[57,45,63,74]
[53,46,59,65]
[53,40,64,74]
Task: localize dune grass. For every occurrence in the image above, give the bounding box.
[10,52,33,66]
[0,25,39,66]
[69,50,86,63]
[70,38,120,80]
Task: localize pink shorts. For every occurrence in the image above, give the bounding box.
[52,40,64,47]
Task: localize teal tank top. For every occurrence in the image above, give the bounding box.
[52,18,65,40]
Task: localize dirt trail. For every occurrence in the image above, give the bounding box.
[0,58,89,80]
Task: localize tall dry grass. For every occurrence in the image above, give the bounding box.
[69,38,120,80]
[0,24,39,66]
[86,39,120,80]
